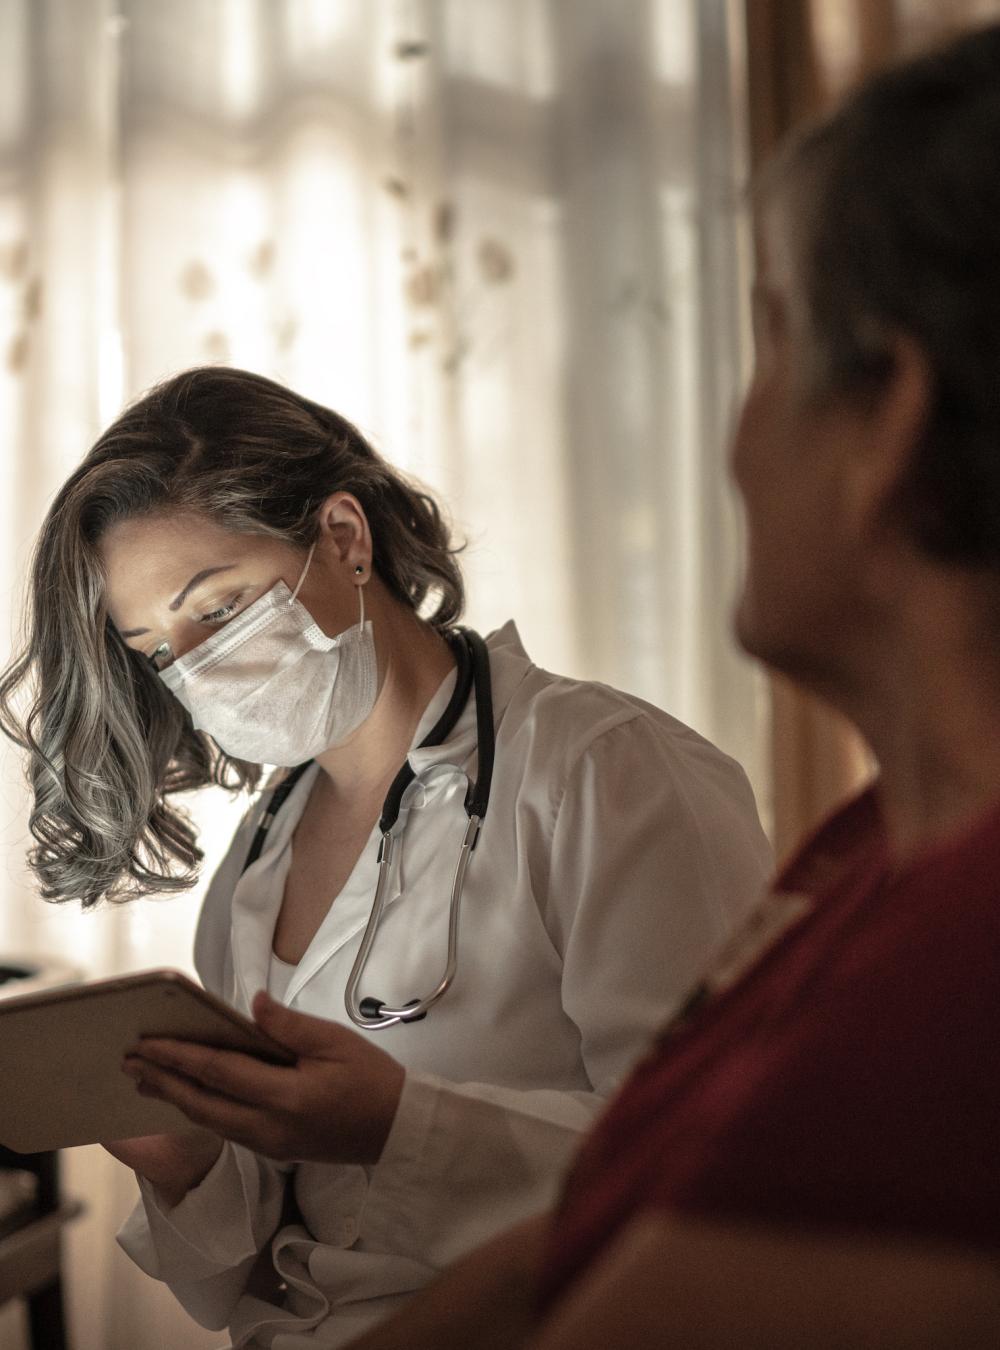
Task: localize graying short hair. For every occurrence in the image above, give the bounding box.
[762,22,1000,568]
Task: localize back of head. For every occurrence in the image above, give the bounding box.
[0,366,463,907]
[762,22,1000,569]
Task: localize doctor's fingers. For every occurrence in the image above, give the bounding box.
[128,1039,293,1108]
[252,989,368,1058]
[130,1064,296,1158]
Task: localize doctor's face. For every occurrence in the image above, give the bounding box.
[729,210,871,688]
[100,510,359,671]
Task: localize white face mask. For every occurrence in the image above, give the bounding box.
[159,545,378,766]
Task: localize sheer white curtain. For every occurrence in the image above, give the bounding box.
[0,3,766,1346]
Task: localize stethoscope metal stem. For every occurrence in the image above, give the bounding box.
[343,814,482,1029]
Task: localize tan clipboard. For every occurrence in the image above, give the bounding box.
[0,968,294,1152]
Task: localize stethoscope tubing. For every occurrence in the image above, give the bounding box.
[342,812,480,1029]
[241,627,494,1031]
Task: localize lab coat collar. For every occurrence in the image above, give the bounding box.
[230,766,317,1009]
[406,620,532,775]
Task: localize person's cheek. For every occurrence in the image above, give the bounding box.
[729,380,767,502]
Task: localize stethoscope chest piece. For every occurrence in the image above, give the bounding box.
[358,996,427,1022]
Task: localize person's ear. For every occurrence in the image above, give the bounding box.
[314,492,373,577]
[844,333,933,542]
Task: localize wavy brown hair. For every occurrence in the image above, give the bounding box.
[0,366,464,907]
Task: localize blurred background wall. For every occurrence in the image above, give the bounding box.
[0,3,760,1345]
[1,0,993,1346]
[0,0,763,961]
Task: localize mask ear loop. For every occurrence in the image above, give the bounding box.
[289,540,367,632]
[289,541,317,605]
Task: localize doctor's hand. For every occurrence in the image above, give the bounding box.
[103,1129,225,1208]
[121,991,406,1166]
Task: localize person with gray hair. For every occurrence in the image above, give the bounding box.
[336,21,1000,1349]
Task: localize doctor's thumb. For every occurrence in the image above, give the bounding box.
[251,989,339,1055]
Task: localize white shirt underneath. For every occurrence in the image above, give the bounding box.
[267,951,297,1003]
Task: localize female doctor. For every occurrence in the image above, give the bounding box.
[0,366,771,1348]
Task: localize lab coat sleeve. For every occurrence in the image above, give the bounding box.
[548,713,773,1092]
[116,1141,288,1330]
[115,793,292,1331]
[363,715,773,1269]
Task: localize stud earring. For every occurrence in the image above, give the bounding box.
[354,564,365,576]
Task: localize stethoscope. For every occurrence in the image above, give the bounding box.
[241,628,495,1030]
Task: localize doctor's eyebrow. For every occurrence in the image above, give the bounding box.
[117,563,237,639]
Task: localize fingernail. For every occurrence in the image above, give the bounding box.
[121,1059,142,1079]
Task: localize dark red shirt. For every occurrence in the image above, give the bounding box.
[538,787,1000,1312]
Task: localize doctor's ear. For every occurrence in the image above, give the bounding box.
[314,492,373,574]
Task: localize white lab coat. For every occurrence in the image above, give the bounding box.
[118,623,771,1348]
